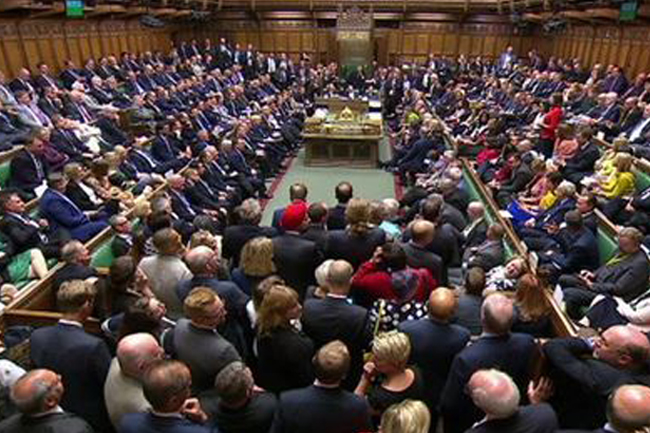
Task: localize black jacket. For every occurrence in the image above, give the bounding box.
[272,233,321,299]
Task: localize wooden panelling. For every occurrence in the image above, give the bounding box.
[0,19,172,78]
[542,25,650,77]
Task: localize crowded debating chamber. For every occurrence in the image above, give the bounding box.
[2,0,650,433]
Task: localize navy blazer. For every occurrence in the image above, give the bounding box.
[30,323,112,432]
[440,333,537,433]
[39,189,108,242]
[119,413,216,433]
[398,318,470,422]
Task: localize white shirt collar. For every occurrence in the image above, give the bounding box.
[58,319,83,328]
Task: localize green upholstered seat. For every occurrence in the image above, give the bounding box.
[597,227,618,266]
[91,238,115,269]
[0,161,11,188]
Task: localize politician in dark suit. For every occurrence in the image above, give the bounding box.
[271,183,308,230]
[401,220,445,285]
[30,281,112,432]
[544,326,650,430]
[398,288,470,428]
[559,227,650,319]
[8,134,49,199]
[269,340,371,433]
[562,129,600,184]
[221,200,277,268]
[0,369,94,433]
[327,181,353,230]
[272,202,322,299]
[119,360,217,433]
[302,260,372,390]
[440,294,537,433]
[39,174,109,242]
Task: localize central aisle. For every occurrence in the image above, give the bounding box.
[262,136,396,225]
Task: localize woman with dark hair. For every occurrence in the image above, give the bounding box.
[352,242,435,307]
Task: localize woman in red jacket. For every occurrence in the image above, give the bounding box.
[538,93,564,158]
[351,242,435,309]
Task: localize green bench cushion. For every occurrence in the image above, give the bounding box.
[91,239,115,269]
[0,162,11,188]
[597,228,618,265]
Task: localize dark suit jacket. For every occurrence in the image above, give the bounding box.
[51,263,98,292]
[256,327,314,394]
[302,296,372,390]
[119,413,214,433]
[0,412,93,433]
[464,219,488,249]
[544,337,650,429]
[222,224,278,267]
[269,385,371,433]
[466,404,558,433]
[8,149,48,195]
[301,224,328,251]
[0,213,50,254]
[39,189,108,242]
[66,181,100,211]
[554,226,599,273]
[272,233,321,298]
[592,249,649,301]
[398,318,470,421]
[563,142,600,180]
[325,228,386,270]
[30,323,112,432]
[466,240,505,271]
[440,333,537,433]
[96,117,128,146]
[326,204,347,230]
[401,241,445,285]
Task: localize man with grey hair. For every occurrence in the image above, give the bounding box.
[0,369,93,433]
[302,260,372,390]
[441,294,537,433]
[51,240,98,292]
[222,198,277,267]
[464,201,488,249]
[466,369,557,433]
[200,361,277,433]
[104,333,164,429]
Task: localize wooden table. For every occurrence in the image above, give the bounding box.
[304,131,382,168]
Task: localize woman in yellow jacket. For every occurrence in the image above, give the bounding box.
[596,152,636,199]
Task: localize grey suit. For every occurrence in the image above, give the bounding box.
[465,240,505,271]
[162,318,241,394]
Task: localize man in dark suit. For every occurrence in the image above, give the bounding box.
[109,214,133,258]
[302,260,371,390]
[465,369,558,433]
[494,153,534,207]
[51,240,98,292]
[327,181,353,231]
[0,100,29,148]
[50,115,94,162]
[302,202,329,251]
[0,369,94,433]
[269,341,371,433]
[96,108,129,148]
[119,360,215,433]
[39,173,109,242]
[9,68,36,95]
[271,182,307,230]
[37,86,64,119]
[440,294,537,433]
[0,191,69,259]
[401,219,445,285]
[398,288,471,427]
[221,198,277,267]
[559,227,650,319]
[545,326,650,430]
[562,128,600,184]
[272,202,321,299]
[30,280,112,432]
[8,130,49,199]
[464,223,505,272]
[34,62,63,92]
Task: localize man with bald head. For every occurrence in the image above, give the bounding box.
[466,369,557,433]
[398,287,471,427]
[401,219,445,285]
[104,333,164,429]
[302,260,372,390]
[440,294,537,433]
[464,201,488,249]
[545,325,650,430]
[0,369,92,433]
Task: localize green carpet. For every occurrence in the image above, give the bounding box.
[262,135,395,225]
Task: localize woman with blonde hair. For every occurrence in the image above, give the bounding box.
[232,237,277,296]
[255,285,314,393]
[380,400,431,433]
[325,198,386,270]
[596,152,636,200]
[512,273,553,337]
[355,330,425,420]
